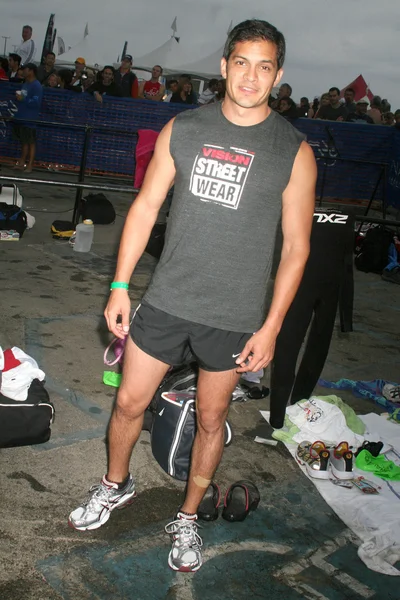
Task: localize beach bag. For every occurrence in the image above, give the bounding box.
[355,226,394,273]
[81,194,115,225]
[0,379,55,448]
[0,202,27,237]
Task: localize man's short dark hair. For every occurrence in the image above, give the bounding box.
[23,25,32,32]
[46,51,56,59]
[223,19,286,70]
[24,63,37,75]
[329,87,340,95]
[58,69,73,85]
[9,53,22,65]
[103,65,115,74]
[208,78,219,88]
[345,87,355,95]
[167,79,178,88]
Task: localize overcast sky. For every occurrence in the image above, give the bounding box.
[2,0,399,107]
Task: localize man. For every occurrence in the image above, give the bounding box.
[346,99,374,124]
[69,19,316,573]
[71,57,86,89]
[36,51,57,84]
[344,87,356,113]
[316,86,348,121]
[138,65,165,101]
[271,81,292,108]
[367,96,382,124]
[15,25,36,66]
[8,53,23,81]
[198,78,219,105]
[164,79,179,102]
[87,65,123,101]
[114,55,138,98]
[13,63,43,173]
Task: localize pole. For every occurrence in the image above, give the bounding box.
[72,125,92,226]
[2,36,10,56]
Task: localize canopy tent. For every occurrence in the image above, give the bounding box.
[55,35,118,68]
[340,75,374,102]
[133,36,182,71]
[172,45,224,79]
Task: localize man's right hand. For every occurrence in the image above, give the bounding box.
[104,289,131,339]
[94,91,103,103]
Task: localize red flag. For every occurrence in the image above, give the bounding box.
[340,74,373,102]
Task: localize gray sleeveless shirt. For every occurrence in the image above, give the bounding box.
[144,103,305,332]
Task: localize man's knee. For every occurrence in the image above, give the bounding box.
[114,387,149,420]
[196,406,228,434]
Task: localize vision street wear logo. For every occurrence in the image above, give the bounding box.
[314,213,348,224]
[189,144,255,210]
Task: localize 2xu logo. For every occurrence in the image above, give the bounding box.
[314,213,348,225]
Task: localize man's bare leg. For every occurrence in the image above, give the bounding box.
[25,141,36,172]
[181,368,240,514]
[15,143,29,169]
[107,337,170,483]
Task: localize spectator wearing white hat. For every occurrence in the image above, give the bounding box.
[346,98,374,124]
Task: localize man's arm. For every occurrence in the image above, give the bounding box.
[104,118,176,337]
[236,141,317,372]
[153,84,166,101]
[137,81,145,99]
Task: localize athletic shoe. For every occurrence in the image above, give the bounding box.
[382,267,400,285]
[330,442,354,480]
[382,383,400,402]
[165,513,203,572]
[68,475,136,531]
[295,440,331,479]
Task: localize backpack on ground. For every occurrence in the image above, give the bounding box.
[51,220,75,239]
[355,225,394,274]
[0,379,55,448]
[0,202,27,238]
[81,193,116,225]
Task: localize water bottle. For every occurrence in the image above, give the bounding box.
[73,219,94,252]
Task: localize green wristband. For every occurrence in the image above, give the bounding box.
[110,282,129,290]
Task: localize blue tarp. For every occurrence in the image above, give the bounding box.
[0,81,399,208]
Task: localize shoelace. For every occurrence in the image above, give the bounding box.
[165,519,203,549]
[83,483,116,512]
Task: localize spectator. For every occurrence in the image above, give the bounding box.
[37,51,57,84]
[13,63,43,173]
[138,65,165,101]
[114,55,138,98]
[316,87,348,121]
[71,58,86,89]
[344,87,356,113]
[170,78,197,104]
[15,25,36,65]
[8,53,23,81]
[271,82,292,108]
[346,99,374,124]
[198,78,219,105]
[44,72,59,88]
[297,96,310,118]
[395,109,400,125]
[367,96,382,124]
[276,96,298,119]
[82,69,95,92]
[217,78,226,101]
[0,58,8,80]
[57,69,81,92]
[382,112,395,126]
[87,66,123,102]
[164,79,179,102]
[381,99,391,113]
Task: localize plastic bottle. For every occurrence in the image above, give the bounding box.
[73,219,94,252]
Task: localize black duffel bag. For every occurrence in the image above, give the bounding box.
[0,202,27,237]
[0,379,55,448]
[81,193,116,224]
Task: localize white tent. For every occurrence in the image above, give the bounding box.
[55,35,118,68]
[133,36,182,71]
[172,45,224,79]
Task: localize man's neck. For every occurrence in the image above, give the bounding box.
[12,66,18,73]
[222,96,271,127]
[331,102,340,109]
[150,77,159,83]
[120,67,129,74]
[45,65,53,73]
[26,75,34,83]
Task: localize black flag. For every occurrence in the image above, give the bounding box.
[40,13,55,64]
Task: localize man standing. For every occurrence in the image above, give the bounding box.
[138,65,165,101]
[69,19,316,573]
[346,99,374,124]
[344,87,356,113]
[114,55,138,98]
[316,87,348,121]
[15,25,36,66]
[8,54,22,81]
[36,51,57,84]
[13,63,43,173]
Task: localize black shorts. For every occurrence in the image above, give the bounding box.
[13,124,36,144]
[130,301,253,372]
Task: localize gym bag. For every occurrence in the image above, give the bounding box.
[0,202,27,238]
[51,220,75,240]
[81,193,116,225]
[355,226,394,274]
[0,379,55,448]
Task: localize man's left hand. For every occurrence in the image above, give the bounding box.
[235,326,278,373]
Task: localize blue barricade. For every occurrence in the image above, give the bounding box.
[0,81,399,208]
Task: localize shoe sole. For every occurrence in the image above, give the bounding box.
[330,464,354,480]
[68,491,137,531]
[296,455,330,480]
[168,554,202,572]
